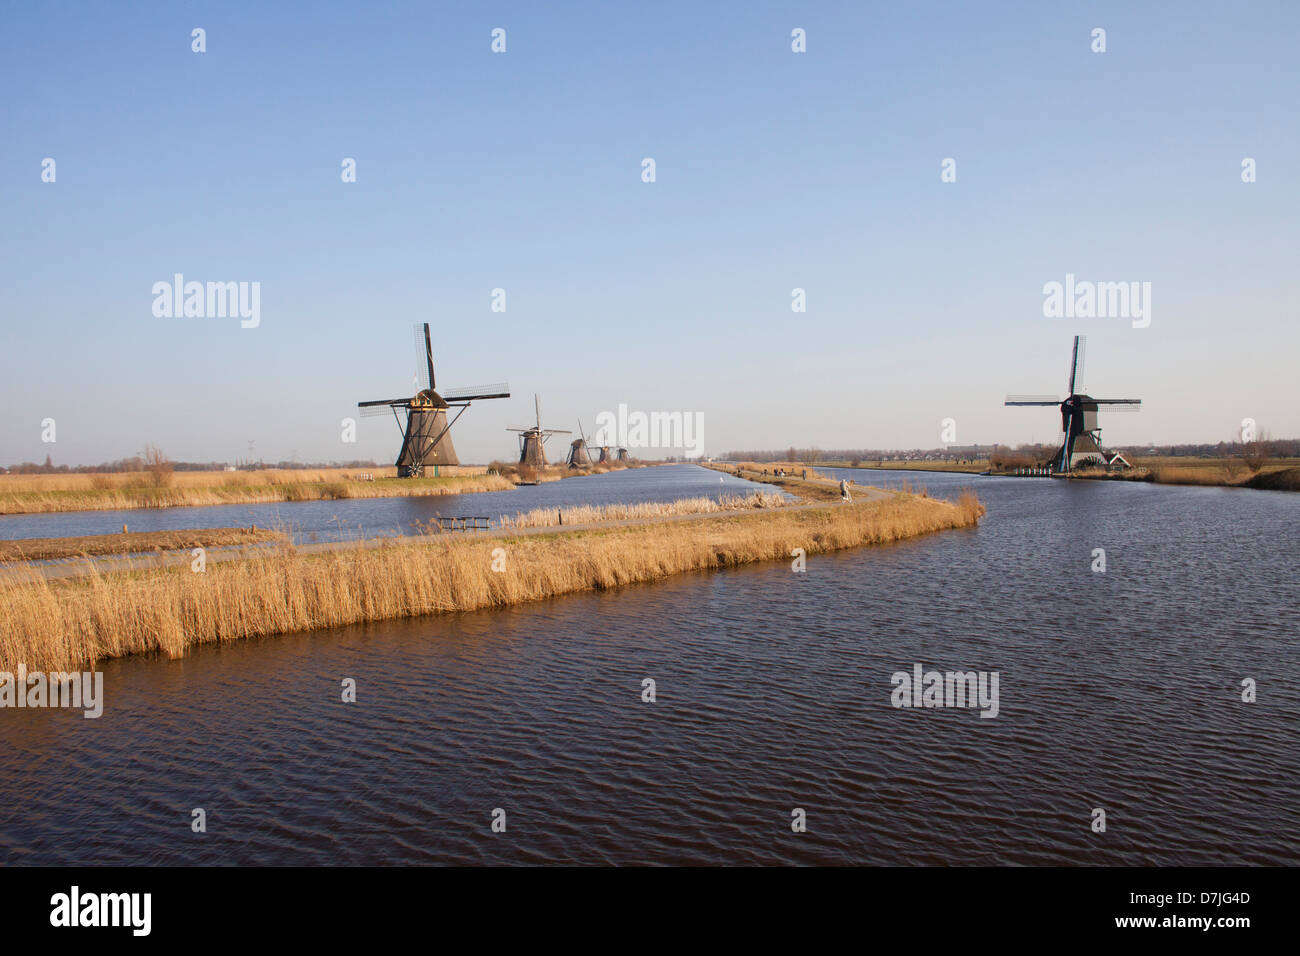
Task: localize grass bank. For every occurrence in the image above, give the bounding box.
[0,468,513,515]
[0,527,285,563]
[817,459,990,474]
[1130,457,1298,489]
[493,491,787,529]
[707,463,872,501]
[0,491,982,672]
[487,459,650,484]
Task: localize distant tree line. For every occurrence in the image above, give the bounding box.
[724,438,1299,467]
[2,453,380,474]
[724,445,1002,464]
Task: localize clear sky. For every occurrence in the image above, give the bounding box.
[2,1,1297,466]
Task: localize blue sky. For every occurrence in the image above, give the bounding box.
[2,1,1297,465]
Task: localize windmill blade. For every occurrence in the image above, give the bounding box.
[535,394,541,430]
[424,323,435,391]
[541,429,573,436]
[358,397,413,408]
[442,383,510,401]
[360,404,403,418]
[1094,399,1142,414]
[412,324,433,391]
[578,419,586,443]
[1005,395,1061,406]
[1067,335,1087,395]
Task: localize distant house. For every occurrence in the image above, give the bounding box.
[1105,452,1131,470]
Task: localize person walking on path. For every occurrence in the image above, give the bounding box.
[839,478,851,503]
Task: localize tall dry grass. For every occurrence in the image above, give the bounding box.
[0,467,399,494]
[0,468,509,514]
[0,492,983,672]
[1131,457,1298,488]
[495,492,787,529]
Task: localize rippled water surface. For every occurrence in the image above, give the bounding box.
[0,464,766,542]
[1,467,1297,865]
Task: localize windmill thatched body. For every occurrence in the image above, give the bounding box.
[596,446,612,464]
[567,420,592,468]
[1005,335,1141,473]
[616,447,629,462]
[509,396,571,469]
[567,439,592,468]
[398,396,458,470]
[357,323,509,477]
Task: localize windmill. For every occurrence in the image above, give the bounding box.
[508,395,571,467]
[357,323,510,477]
[616,447,629,462]
[596,445,612,464]
[1005,335,1141,473]
[567,420,593,469]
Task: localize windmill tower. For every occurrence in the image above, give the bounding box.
[567,420,592,468]
[509,395,571,467]
[357,323,510,477]
[1005,335,1141,473]
[596,445,612,464]
[616,447,629,462]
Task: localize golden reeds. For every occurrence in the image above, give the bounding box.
[495,492,787,529]
[0,469,511,514]
[0,491,983,672]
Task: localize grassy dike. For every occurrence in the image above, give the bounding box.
[0,472,515,515]
[0,490,983,672]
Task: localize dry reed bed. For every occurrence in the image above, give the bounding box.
[0,472,513,514]
[495,492,787,529]
[0,491,983,672]
[0,467,400,493]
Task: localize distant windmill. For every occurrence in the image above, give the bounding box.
[358,323,510,477]
[1005,335,1141,473]
[616,447,629,462]
[595,445,612,464]
[509,395,571,467]
[567,419,593,468]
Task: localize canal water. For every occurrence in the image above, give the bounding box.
[0,464,771,543]
[1,466,1296,865]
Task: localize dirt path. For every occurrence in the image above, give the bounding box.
[0,526,283,562]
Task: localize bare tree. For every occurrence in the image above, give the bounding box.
[143,444,174,487]
[1242,429,1271,473]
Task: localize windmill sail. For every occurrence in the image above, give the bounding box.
[358,322,509,477]
[508,394,571,467]
[1005,335,1140,474]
